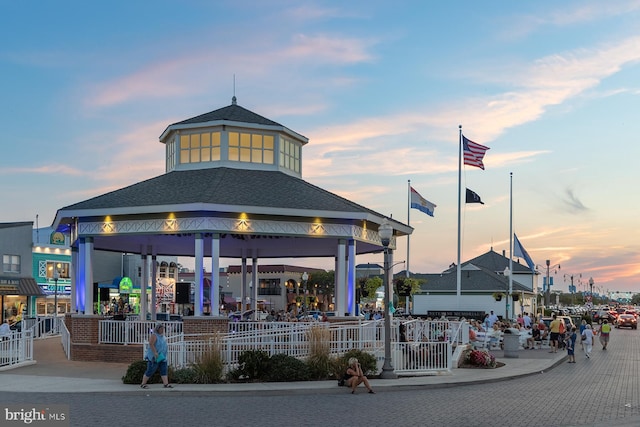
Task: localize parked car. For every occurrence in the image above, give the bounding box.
[615,314,637,329]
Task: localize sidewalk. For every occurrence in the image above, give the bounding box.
[0,337,567,394]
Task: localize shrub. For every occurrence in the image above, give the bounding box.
[191,335,224,383]
[235,349,271,381]
[170,367,199,384]
[466,349,496,368]
[331,349,377,379]
[306,326,332,380]
[122,359,173,384]
[264,353,311,382]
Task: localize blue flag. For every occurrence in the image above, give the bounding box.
[514,234,535,271]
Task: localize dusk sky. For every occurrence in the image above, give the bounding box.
[2,1,639,296]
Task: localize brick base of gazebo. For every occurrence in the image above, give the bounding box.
[64,314,230,363]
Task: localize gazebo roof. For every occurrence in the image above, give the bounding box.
[53,101,411,260]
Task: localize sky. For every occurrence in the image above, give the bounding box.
[2,1,640,296]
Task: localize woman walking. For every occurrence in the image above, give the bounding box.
[582,324,595,359]
[140,323,173,388]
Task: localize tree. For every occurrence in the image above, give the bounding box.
[364,277,383,301]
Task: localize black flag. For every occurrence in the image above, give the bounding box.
[465,188,484,204]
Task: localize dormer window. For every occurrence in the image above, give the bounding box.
[228,131,274,164]
[160,99,307,177]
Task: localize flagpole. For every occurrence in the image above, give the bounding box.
[509,172,514,320]
[406,180,411,279]
[457,125,462,309]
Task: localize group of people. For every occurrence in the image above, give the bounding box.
[469,311,612,361]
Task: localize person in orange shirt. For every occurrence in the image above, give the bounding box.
[549,314,562,353]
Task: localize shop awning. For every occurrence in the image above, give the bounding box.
[0,277,46,296]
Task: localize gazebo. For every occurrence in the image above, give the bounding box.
[52,97,412,320]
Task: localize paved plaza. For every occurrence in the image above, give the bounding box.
[1,329,640,426]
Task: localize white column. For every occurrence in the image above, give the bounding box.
[83,237,94,315]
[140,247,148,321]
[151,254,157,319]
[70,246,78,313]
[336,240,346,316]
[211,234,220,316]
[77,240,86,313]
[348,240,356,316]
[252,256,258,320]
[194,233,204,316]
[389,249,395,309]
[241,257,247,312]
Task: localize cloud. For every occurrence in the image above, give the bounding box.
[562,188,589,213]
[0,164,84,176]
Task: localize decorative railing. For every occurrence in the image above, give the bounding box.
[0,330,33,369]
[99,320,183,345]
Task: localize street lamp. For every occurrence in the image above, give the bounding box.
[503,267,511,320]
[536,260,560,307]
[378,218,397,379]
[589,277,594,306]
[52,263,61,330]
[302,272,309,314]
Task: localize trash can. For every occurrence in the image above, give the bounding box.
[502,328,520,358]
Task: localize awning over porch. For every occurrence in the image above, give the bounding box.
[0,277,46,296]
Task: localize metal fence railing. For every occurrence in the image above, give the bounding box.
[99,320,183,345]
[140,319,462,375]
[0,330,33,369]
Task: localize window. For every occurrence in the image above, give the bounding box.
[46,262,70,279]
[179,132,221,164]
[258,279,281,296]
[279,137,300,173]
[3,255,20,273]
[229,132,275,164]
[166,137,176,171]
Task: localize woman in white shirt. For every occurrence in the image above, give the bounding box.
[582,324,595,359]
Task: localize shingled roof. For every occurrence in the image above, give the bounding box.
[60,167,381,217]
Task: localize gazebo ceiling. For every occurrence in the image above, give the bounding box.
[89,232,386,258]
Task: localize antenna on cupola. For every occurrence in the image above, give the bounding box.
[232,74,237,105]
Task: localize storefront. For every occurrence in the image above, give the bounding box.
[0,276,46,324]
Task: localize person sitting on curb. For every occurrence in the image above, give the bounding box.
[344,357,375,394]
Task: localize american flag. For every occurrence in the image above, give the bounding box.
[462,135,490,170]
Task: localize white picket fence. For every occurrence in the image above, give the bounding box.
[0,330,33,369]
[98,320,183,345]
[142,318,462,375]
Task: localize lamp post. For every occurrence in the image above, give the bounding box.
[589,277,594,306]
[53,268,59,317]
[503,267,511,320]
[302,272,309,314]
[537,259,560,307]
[378,218,397,379]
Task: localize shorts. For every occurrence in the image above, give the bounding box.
[144,359,168,377]
[550,332,560,342]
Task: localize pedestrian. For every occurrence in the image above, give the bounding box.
[488,311,499,327]
[344,357,375,394]
[582,324,595,359]
[548,314,562,353]
[579,319,587,351]
[523,312,532,329]
[566,326,577,363]
[140,323,173,388]
[599,319,611,350]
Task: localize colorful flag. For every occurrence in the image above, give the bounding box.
[465,188,484,204]
[514,233,535,271]
[410,186,436,217]
[462,135,490,170]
